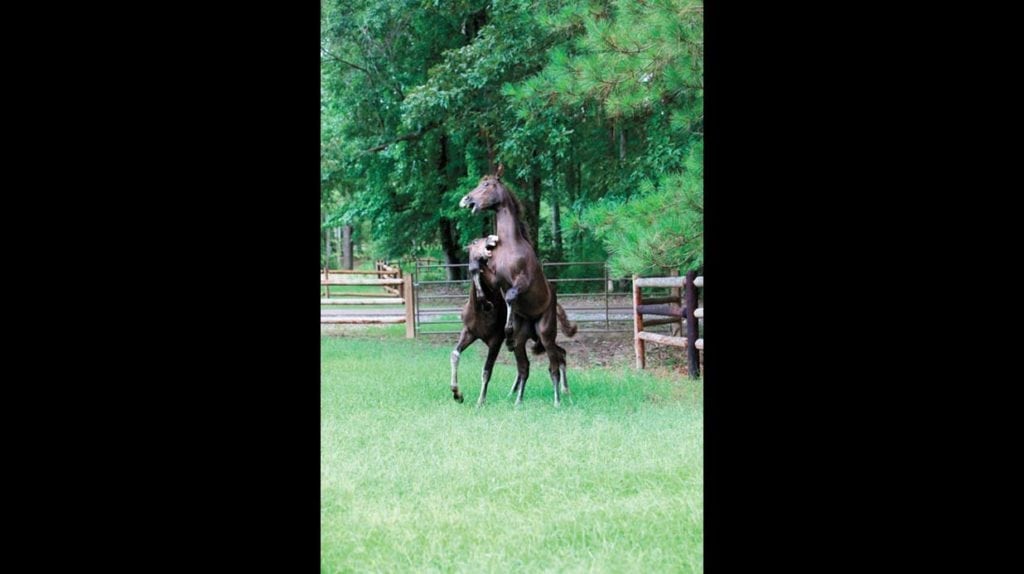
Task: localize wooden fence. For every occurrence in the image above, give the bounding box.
[374,261,403,297]
[632,271,703,377]
[320,263,415,338]
[411,260,634,336]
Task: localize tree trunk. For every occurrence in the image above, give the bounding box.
[464,8,488,40]
[335,227,342,269]
[530,172,541,249]
[440,218,462,280]
[551,189,563,261]
[619,125,626,162]
[565,142,581,258]
[577,155,582,199]
[342,224,353,269]
[576,157,584,249]
[353,222,361,261]
[526,149,541,249]
[438,132,463,280]
[323,213,331,271]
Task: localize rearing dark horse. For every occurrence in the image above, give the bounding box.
[450,235,535,407]
[459,166,575,406]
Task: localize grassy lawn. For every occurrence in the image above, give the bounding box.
[321,330,703,572]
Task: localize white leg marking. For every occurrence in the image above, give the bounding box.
[478,369,491,406]
[450,349,460,389]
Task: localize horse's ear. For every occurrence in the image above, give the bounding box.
[495,163,504,179]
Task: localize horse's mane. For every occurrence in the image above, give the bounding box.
[495,179,533,246]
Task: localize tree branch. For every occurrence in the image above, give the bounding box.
[321,49,372,75]
[364,121,441,153]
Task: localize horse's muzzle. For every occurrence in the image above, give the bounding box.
[459,196,479,213]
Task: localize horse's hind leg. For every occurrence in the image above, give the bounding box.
[512,331,531,406]
[503,278,529,349]
[500,289,515,345]
[536,312,563,407]
[511,333,540,397]
[548,361,561,407]
[477,340,502,407]
[504,302,519,351]
[451,329,477,403]
[507,376,520,398]
[505,301,514,337]
[554,344,569,394]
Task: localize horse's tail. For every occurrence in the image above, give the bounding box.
[556,303,578,338]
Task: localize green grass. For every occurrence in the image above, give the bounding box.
[321,332,703,573]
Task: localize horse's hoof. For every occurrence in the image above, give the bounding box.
[453,393,464,403]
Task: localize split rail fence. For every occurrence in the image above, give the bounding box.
[632,272,703,378]
[320,262,415,338]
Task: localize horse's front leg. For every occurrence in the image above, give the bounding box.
[472,271,492,310]
[500,289,514,340]
[451,329,477,403]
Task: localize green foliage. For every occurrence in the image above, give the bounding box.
[321,0,702,274]
[513,0,703,120]
[581,141,702,276]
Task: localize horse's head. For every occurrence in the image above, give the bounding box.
[459,165,506,214]
[465,235,499,264]
[465,235,500,305]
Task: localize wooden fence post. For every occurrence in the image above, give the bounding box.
[685,270,699,379]
[404,274,415,339]
[633,274,645,369]
[670,268,682,337]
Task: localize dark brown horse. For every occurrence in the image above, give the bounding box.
[459,166,577,406]
[468,233,581,403]
[450,236,535,407]
[470,235,577,404]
